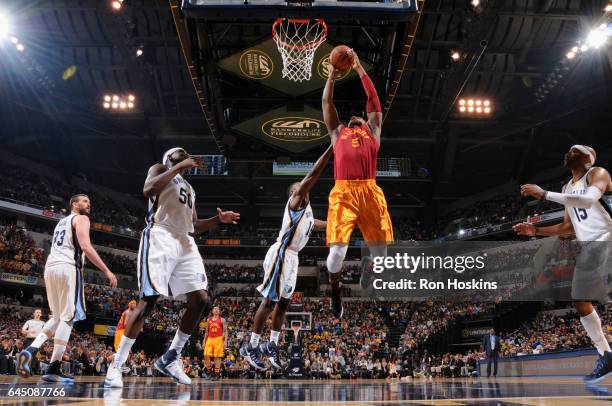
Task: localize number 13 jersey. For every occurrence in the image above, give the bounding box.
[147,173,195,234]
[565,167,612,242]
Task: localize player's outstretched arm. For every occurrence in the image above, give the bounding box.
[349,50,382,142]
[521,168,610,209]
[73,215,117,288]
[512,209,574,238]
[193,207,241,234]
[322,71,342,145]
[143,157,202,198]
[289,145,334,211]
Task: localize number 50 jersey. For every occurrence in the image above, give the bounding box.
[45,213,84,268]
[146,173,195,234]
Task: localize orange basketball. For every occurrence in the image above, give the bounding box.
[329,45,353,72]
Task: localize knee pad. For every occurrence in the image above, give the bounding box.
[326,244,348,274]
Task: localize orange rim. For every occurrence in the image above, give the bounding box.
[272,18,328,50]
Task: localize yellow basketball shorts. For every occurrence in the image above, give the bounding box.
[204,336,224,358]
[326,179,394,245]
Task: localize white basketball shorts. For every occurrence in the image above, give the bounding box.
[137,225,208,298]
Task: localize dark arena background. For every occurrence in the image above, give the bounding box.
[0,0,612,404]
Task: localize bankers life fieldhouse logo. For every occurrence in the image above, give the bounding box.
[261,117,328,142]
[239,49,273,80]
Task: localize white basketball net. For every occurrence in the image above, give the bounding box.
[272,19,327,83]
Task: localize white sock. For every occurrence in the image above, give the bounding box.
[250,333,261,347]
[114,336,136,367]
[168,329,190,354]
[50,344,66,363]
[49,320,72,363]
[581,310,611,356]
[30,332,49,349]
[270,330,281,345]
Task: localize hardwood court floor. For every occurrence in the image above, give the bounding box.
[0,376,611,405]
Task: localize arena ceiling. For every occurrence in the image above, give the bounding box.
[0,0,610,213]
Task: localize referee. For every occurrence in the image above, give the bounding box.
[21,309,45,374]
[21,309,45,348]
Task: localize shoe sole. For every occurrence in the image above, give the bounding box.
[584,370,612,384]
[154,360,191,385]
[17,352,31,378]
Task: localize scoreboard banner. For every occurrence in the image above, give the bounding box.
[217,38,371,96]
[232,104,329,153]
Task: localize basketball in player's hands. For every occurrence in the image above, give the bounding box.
[330,45,353,73]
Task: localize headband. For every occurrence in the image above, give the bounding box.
[571,145,595,166]
[162,147,185,166]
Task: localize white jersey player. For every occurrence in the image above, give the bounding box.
[563,169,612,242]
[18,194,116,383]
[242,145,332,371]
[105,147,240,388]
[514,144,612,383]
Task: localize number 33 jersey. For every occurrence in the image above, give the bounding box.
[147,174,195,234]
[46,213,84,268]
[565,167,612,242]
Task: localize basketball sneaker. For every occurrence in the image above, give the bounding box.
[154,350,191,385]
[240,342,266,371]
[17,349,33,378]
[104,364,124,388]
[584,351,612,384]
[261,342,282,370]
[42,360,75,384]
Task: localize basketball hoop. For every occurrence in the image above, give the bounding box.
[272,18,327,82]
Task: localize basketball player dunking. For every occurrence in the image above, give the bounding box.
[514,145,612,383]
[322,50,393,318]
[240,145,332,370]
[203,306,227,380]
[17,194,117,382]
[104,147,240,388]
